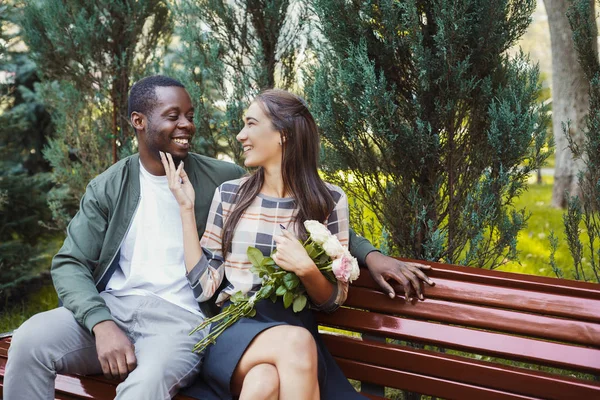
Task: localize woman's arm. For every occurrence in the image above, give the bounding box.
[162,152,226,302]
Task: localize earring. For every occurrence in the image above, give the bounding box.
[279,141,282,146]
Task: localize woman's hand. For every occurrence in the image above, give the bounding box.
[272,230,316,277]
[160,151,195,210]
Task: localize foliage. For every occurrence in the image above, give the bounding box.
[307,0,551,269]
[19,0,173,229]
[554,0,600,282]
[0,1,55,292]
[170,0,310,162]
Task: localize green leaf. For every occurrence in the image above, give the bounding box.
[262,257,276,267]
[270,292,278,303]
[292,295,308,313]
[231,291,246,304]
[247,247,265,267]
[250,264,266,276]
[262,284,274,297]
[283,291,294,308]
[275,285,287,296]
[304,243,319,258]
[248,308,257,318]
[283,272,300,290]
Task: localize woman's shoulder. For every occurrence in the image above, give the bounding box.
[217,177,250,203]
[324,182,347,203]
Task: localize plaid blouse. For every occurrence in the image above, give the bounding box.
[186,178,350,313]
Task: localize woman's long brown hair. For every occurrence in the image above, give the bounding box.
[221,89,335,256]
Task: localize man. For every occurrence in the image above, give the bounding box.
[4,76,432,399]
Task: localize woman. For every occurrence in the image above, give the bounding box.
[162,89,364,399]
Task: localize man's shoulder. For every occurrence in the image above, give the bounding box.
[187,153,245,178]
[188,153,242,169]
[88,154,137,189]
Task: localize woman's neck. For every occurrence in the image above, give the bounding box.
[261,165,288,198]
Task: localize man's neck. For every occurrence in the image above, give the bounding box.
[139,152,166,176]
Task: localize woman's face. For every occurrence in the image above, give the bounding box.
[237,101,283,169]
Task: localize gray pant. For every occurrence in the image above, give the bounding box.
[4,292,207,400]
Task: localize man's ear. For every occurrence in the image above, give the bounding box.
[131,112,146,132]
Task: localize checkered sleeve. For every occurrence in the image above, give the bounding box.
[186,187,227,302]
[313,185,350,312]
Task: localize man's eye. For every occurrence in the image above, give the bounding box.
[186,115,194,122]
[168,115,178,120]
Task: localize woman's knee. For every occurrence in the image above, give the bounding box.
[277,327,317,370]
[240,363,279,399]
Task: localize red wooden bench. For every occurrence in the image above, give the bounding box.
[2,259,600,399]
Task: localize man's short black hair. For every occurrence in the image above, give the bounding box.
[127,75,185,117]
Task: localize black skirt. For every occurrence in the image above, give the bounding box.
[182,298,365,400]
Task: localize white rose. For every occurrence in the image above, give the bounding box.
[348,255,360,283]
[322,236,345,259]
[304,220,331,245]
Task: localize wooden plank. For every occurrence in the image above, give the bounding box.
[353,266,600,323]
[336,358,542,400]
[354,260,600,299]
[316,308,600,373]
[344,287,600,346]
[413,260,600,299]
[322,334,600,400]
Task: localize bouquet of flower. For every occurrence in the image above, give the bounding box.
[190,220,360,353]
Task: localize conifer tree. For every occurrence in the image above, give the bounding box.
[308,0,550,269]
[19,0,173,229]
[554,0,600,282]
[172,0,309,162]
[0,0,55,293]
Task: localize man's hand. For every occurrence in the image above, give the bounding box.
[93,320,137,380]
[365,252,434,300]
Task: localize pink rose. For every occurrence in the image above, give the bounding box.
[331,255,353,282]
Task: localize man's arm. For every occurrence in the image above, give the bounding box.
[348,229,434,300]
[51,181,112,331]
[51,181,136,379]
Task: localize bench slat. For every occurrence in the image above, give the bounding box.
[418,261,600,299]
[335,358,541,400]
[316,308,600,373]
[322,334,600,400]
[353,268,600,323]
[344,287,600,346]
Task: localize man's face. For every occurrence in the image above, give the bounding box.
[140,86,195,165]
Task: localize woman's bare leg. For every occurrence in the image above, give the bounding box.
[231,325,319,400]
[238,363,279,400]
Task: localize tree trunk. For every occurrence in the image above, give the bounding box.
[543,0,595,208]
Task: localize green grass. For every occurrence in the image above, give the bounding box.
[0,283,58,333]
[498,175,594,280]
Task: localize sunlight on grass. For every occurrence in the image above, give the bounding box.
[498,175,591,280]
[0,284,58,333]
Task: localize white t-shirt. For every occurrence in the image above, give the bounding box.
[105,161,201,315]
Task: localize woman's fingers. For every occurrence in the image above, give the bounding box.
[159,151,169,173]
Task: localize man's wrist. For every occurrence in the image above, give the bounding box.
[365,249,382,265]
[92,319,117,336]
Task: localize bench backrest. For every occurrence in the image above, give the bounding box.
[314,259,600,400]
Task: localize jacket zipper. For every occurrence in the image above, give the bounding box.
[95,195,141,287]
